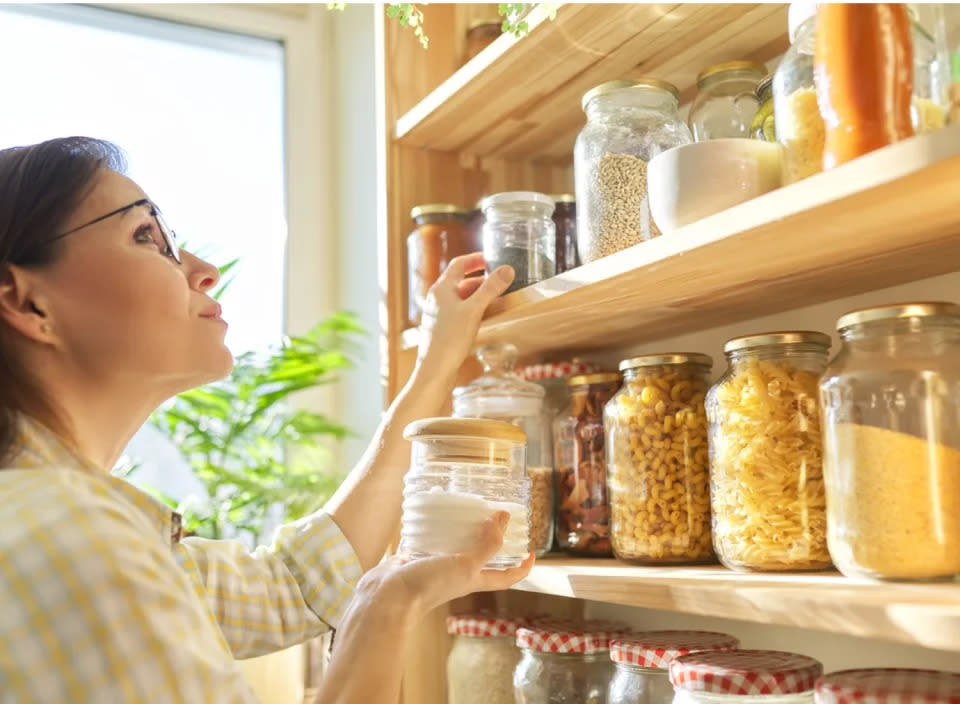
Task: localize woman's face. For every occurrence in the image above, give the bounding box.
[37,168,233,395]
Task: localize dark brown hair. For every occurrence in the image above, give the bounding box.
[0,137,126,462]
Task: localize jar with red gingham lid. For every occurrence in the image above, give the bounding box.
[669,649,823,704]
[514,619,630,703]
[609,631,740,704]
[815,668,960,704]
[447,614,527,704]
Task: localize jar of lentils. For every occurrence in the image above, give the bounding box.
[447,614,526,704]
[606,354,714,564]
[670,650,823,704]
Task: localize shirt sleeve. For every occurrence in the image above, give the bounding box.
[174,511,362,659]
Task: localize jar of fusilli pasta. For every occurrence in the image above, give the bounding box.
[706,332,832,572]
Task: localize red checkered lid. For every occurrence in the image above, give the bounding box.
[815,668,960,704]
[446,614,527,638]
[669,649,823,695]
[516,619,630,654]
[521,360,598,381]
[610,631,740,669]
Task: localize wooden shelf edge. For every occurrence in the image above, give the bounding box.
[513,558,960,651]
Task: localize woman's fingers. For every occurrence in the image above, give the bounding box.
[438,252,487,285]
[456,275,486,300]
[464,511,510,571]
[475,553,536,592]
[473,266,514,304]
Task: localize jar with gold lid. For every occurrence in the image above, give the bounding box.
[751,73,775,141]
[407,204,471,326]
[688,60,766,141]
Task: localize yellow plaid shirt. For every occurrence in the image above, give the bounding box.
[0,416,361,703]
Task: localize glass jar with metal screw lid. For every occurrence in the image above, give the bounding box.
[574,79,692,264]
[407,203,471,326]
[688,60,766,141]
[815,668,960,704]
[481,191,556,295]
[447,614,526,704]
[670,650,823,704]
[549,194,578,273]
[751,73,775,141]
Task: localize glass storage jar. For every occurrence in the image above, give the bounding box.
[752,73,776,141]
[554,373,622,556]
[688,60,766,141]
[482,191,556,294]
[574,79,693,263]
[399,417,530,569]
[407,204,471,326]
[819,302,960,581]
[815,668,960,704]
[463,20,502,64]
[606,355,714,565]
[609,632,740,704]
[706,332,832,572]
[514,620,628,704]
[454,344,553,557]
[447,614,526,704]
[670,650,823,704]
[550,194,579,273]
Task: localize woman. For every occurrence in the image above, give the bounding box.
[0,137,532,703]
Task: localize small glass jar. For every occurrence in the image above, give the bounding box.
[670,650,823,704]
[482,191,556,294]
[815,668,960,704]
[406,204,471,327]
[550,194,579,273]
[454,344,552,557]
[688,60,766,141]
[820,303,960,581]
[707,332,832,572]
[554,373,622,556]
[514,621,627,704]
[447,614,525,704]
[608,632,740,704]
[574,79,693,263]
[606,355,714,565]
[463,20,502,64]
[752,73,775,141]
[399,417,530,569]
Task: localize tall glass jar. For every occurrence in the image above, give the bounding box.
[688,60,766,141]
[670,650,823,704]
[574,79,693,263]
[482,191,556,294]
[407,204,471,326]
[447,614,525,704]
[454,344,552,557]
[550,194,579,273]
[399,417,529,569]
[819,303,960,581]
[554,373,622,556]
[815,668,960,704]
[608,632,740,704]
[706,332,832,572]
[752,73,776,141]
[606,355,714,565]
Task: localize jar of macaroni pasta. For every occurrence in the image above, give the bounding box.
[815,668,960,704]
[706,332,832,572]
[608,632,740,704]
[447,614,525,704]
[670,650,823,704]
[820,303,960,581]
[606,354,714,565]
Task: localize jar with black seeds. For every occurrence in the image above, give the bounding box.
[481,191,556,294]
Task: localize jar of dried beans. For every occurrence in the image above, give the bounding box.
[447,614,525,704]
[554,373,622,556]
[574,79,693,264]
[706,332,832,572]
[606,354,714,565]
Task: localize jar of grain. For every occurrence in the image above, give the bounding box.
[752,73,776,141]
[815,668,960,704]
[482,191,556,294]
[670,650,823,704]
[706,332,832,572]
[399,417,530,568]
[606,355,714,565]
[550,194,579,273]
[554,373,622,556]
[820,302,960,581]
[447,614,525,704]
[608,632,740,704]
[454,344,553,557]
[407,204,472,326]
[688,60,766,141]
[574,79,693,263]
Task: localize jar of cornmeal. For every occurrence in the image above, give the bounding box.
[400,417,531,569]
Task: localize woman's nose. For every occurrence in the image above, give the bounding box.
[180,250,221,293]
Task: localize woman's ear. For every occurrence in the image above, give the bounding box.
[0,265,53,343]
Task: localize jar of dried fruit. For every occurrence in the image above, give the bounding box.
[554,372,622,556]
[407,204,472,326]
[820,303,960,581]
[706,331,832,572]
[606,354,714,565]
[574,79,693,264]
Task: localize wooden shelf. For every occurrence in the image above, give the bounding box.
[395,3,789,161]
[514,558,960,652]
[474,125,960,356]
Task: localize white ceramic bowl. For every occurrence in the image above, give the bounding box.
[648,138,784,234]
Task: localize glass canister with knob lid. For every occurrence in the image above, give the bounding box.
[819,302,960,581]
[688,60,766,141]
[670,650,823,704]
[454,344,553,557]
[482,191,556,294]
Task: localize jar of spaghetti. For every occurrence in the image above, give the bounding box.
[407,204,471,326]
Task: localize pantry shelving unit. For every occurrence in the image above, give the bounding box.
[375,5,960,704]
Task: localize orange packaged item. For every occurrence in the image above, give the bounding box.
[814,4,915,170]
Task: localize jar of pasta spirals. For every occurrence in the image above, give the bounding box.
[706,332,832,572]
